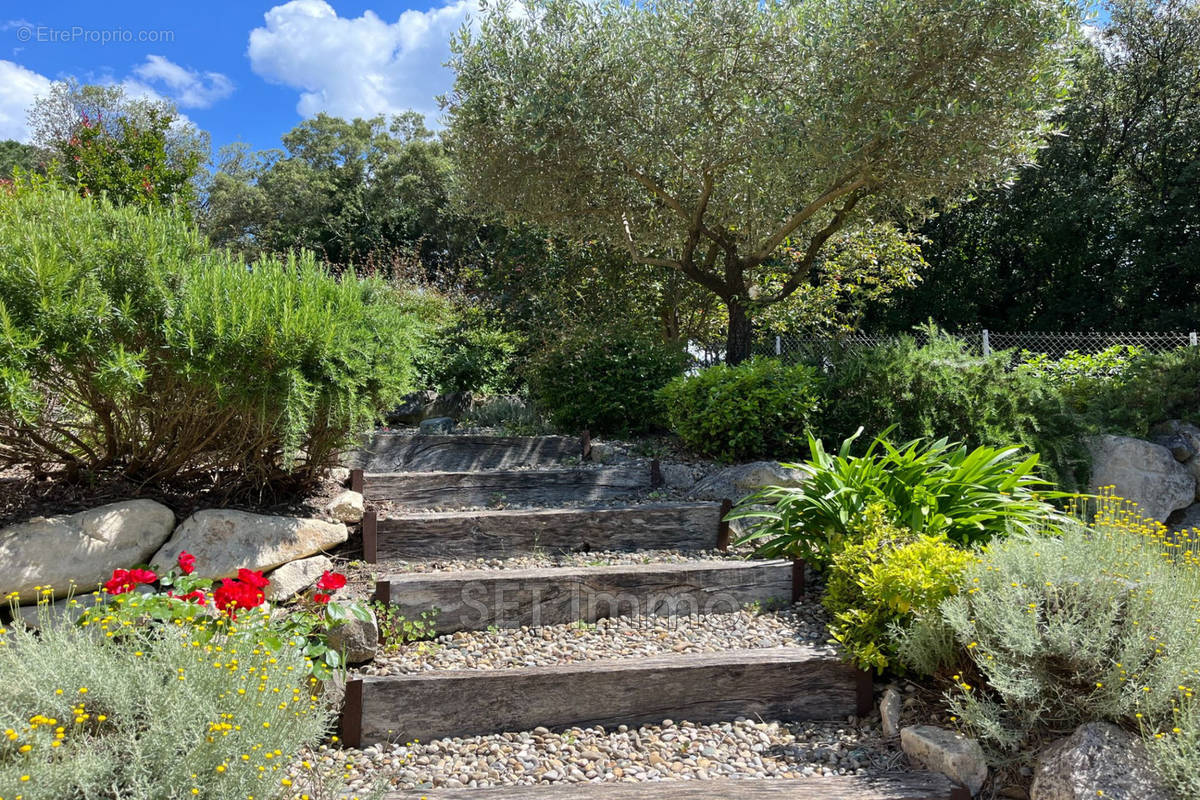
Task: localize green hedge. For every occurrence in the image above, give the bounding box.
[658,358,822,461]
[0,181,428,490]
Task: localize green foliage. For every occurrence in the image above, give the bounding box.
[876,0,1200,332]
[1083,346,1200,436]
[0,140,43,179]
[815,327,1089,487]
[733,430,1068,568]
[527,328,688,436]
[0,605,329,799]
[823,505,974,673]
[658,358,822,461]
[911,519,1200,771]
[448,0,1076,360]
[415,305,522,394]
[465,396,551,436]
[372,603,439,655]
[0,182,426,490]
[1017,345,1146,410]
[55,107,200,214]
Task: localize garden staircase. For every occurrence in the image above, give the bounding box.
[342,432,967,800]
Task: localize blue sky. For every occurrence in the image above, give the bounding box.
[1,0,474,156]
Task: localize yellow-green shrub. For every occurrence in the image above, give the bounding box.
[823,505,975,674]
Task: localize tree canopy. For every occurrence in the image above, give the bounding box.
[445,0,1078,361]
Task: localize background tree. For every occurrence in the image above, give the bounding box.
[445,0,1077,362]
[0,141,43,179]
[28,81,208,214]
[872,0,1200,332]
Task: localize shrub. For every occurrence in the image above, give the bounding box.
[415,305,523,395]
[905,502,1200,776]
[822,504,974,673]
[1083,346,1200,436]
[0,603,329,799]
[527,328,687,436]
[1016,344,1146,411]
[814,326,1089,488]
[733,431,1069,568]
[658,357,822,461]
[0,182,427,491]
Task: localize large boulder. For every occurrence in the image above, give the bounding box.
[325,490,364,524]
[1087,434,1195,522]
[1030,722,1170,800]
[151,510,347,580]
[900,725,988,796]
[687,461,811,503]
[0,500,175,602]
[384,389,437,426]
[1168,503,1200,535]
[264,555,334,603]
[327,607,379,664]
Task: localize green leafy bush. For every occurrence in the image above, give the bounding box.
[0,182,427,491]
[1016,345,1145,411]
[815,327,1088,488]
[1083,346,1200,436]
[903,511,1200,777]
[415,305,523,395]
[0,604,329,799]
[732,431,1068,568]
[527,328,687,436]
[658,358,822,461]
[823,504,974,673]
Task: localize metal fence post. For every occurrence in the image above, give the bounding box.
[775,335,782,356]
[1191,332,1198,348]
[981,329,991,357]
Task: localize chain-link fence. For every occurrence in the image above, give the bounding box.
[752,329,1200,361]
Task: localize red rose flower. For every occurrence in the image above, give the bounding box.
[177,551,196,575]
[213,579,265,619]
[313,592,331,604]
[316,571,347,592]
[103,569,136,595]
[128,568,157,585]
[236,568,269,590]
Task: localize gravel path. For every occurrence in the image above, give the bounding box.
[358,603,833,676]
[291,716,904,794]
[373,547,755,575]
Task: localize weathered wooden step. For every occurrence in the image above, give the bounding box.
[349,433,583,472]
[384,773,967,800]
[364,502,726,561]
[364,466,649,507]
[375,559,793,633]
[341,646,868,746]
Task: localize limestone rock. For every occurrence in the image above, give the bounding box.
[264,555,334,603]
[151,510,347,580]
[0,500,175,601]
[901,725,988,796]
[325,490,364,524]
[384,389,437,426]
[688,461,811,503]
[419,416,455,435]
[1030,722,1170,800]
[328,466,351,487]
[327,607,378,664]
[1152,432,1196,462]
[1086,434,1195,522]
[660,463,696,490]
[880,687,903,738]
[425,391,474,421]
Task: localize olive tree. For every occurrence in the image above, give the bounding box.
[445,0,1077,362]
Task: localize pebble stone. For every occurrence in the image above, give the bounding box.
[376,547,753,575]
[358,604,834,675]
[288,716,901,793]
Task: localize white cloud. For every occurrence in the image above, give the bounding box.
[133,55,234,108]
[0,60,52,141]
[248,0,475,123]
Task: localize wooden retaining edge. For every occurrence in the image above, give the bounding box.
[348,433,584,472]
[368,502,725,562]
[341,646,870,746]
[362,466,650,507]
[373,559,794,633]
[382,773,968,800]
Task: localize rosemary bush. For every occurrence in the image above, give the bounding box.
[0,181,427,491]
